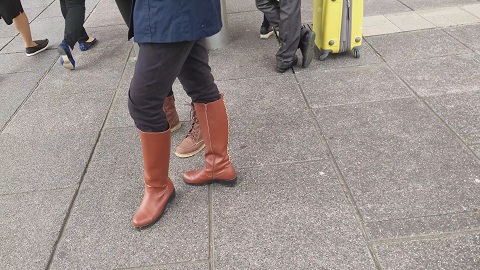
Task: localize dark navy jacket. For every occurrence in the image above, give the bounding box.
[128,0,222,43]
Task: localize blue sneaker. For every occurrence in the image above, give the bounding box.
[79,38,97,51]
[57,42,75,70]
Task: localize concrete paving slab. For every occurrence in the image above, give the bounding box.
[218,74,307,116]
[389,53,480,96]
[85,0,126,27]
[130,261,209,270]
[37,41,131,95]
[0,90,113,194]
[0,188,74,270]
[0,71,43,128]
[462,3,480,18]
[399,0,479,10]
[314,98,480,222]
[373,233,480,270]
[445,24,480,53]
[365,28,472,62]
[36,2,65,19]
[0,49,56,75]
[49,127,210,269]
[425,91,480,145]
[417,7,480,27]
[472,144,480,157]
[225,0,257,13]
[227,109,326,168]
[0,21,18,38]
[364,0,411,17]
[363,15,403,36]
[301,0,313,23]
[209,11,285,80]
[365,210,480,240]
[212,162,376,270]
[0,37,13,50]
[296,63,413,108]
[385,11,436,32]
[296,41,382,72]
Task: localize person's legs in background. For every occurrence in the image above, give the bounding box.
[255,0,315,73]
[59,0,96,52]
[0,0,49,56]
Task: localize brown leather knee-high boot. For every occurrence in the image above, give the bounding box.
[132,130,176,228]
[183,96,237,186]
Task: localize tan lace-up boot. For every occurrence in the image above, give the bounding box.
[175,104,205,158]
[164,95,181,132]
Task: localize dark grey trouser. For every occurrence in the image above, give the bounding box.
[256,0,305,65]
[128,39,220,132]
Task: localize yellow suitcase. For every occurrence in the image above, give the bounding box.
[313,0,363,60]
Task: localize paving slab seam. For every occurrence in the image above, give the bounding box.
[441,26,480,56]
[368,228,480,245]
[44,90,117,269]
[367,209,479,224]
[292,74,383,270]
[114,259,210,270]
[372,42,480,162]
[395,0,414,11]
[208,186,214,270]
[233,158,327,170]
[0,58,56,133]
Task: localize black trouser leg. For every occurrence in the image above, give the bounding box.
[60,0,87,48]
[114,0,132,27]
[256,0,301,64]
[128,40,219,132]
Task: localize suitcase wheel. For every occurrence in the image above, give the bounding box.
[353,49,360,58]
[319,52,329,61]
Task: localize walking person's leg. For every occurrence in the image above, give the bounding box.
[0,0,49,56]
[275,0,302,72]
[177,39,237,186]
[128,41,197,229]
[59,0,96,51]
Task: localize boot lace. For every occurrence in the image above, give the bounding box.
[185,104,201,140]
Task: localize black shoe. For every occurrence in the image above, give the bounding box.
[260,26,274,39]
[299,30,316,68]
[25,39,49,56]
[276,55,298,73]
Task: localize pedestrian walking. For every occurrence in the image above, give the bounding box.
[128,0,237,229]
[256,0,316,72]
[0,0,49,56]
[57,0,97,70]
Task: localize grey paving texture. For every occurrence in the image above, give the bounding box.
[0,0,479,269]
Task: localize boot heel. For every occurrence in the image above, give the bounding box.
[219,177,237,187]
[168,189,176,202]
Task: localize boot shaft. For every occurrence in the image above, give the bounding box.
[193,96,231,171]
[139,130,171,187]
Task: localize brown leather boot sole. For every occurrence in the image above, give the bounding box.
[186,177,237,187]
[134,189,176,230]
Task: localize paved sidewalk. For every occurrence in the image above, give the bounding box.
[1,0,480,269]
